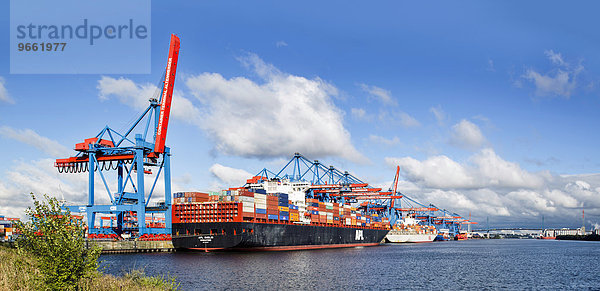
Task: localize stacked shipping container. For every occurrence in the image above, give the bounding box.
[172,191,389,229]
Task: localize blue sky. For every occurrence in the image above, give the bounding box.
[1,1,599,228]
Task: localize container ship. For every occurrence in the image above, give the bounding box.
[171,178,390,251]
[385,216,437,243]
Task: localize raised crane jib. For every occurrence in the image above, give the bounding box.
[154,34,180,154]
[390,165,400,208]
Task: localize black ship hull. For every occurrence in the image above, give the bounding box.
[172,222,389,251]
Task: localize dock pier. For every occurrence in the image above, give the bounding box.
[87,240,175,254]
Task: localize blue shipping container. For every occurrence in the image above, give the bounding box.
[255,208,267,214]
[280,216,289,221]
[267,214,279,220]
[311,210,319,215]
[279,211,289,216]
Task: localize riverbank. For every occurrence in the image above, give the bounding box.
[0,245,178,290]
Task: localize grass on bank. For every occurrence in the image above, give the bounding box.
[0,244,178,291]
[2,193,178,291]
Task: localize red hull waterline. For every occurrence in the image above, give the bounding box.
[190,242,381,252]
[540,236,556,240]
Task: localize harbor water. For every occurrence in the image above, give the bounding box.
[100,239,600,290]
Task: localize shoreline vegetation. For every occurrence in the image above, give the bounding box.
[0,244,178,291]
[1,194,178,291]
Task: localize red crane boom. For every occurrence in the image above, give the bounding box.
[390,166,400,208]
[154,34,180,154]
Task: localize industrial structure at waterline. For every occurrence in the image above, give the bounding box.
[52,34,475,251]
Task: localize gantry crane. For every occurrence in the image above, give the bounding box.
[246,153,475,232]
[55,34,180,239]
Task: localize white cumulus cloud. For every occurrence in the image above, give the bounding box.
[522,50,583,98]
[524,69,576,98]
[449,119,485,150]
[470,148,543,188]
[360,83,396,105]
[386,155,474,189]
[97,76,202,126]
[430,105,446,125]
[186,53,366,163]
[385,149,600,227]
[0,157,190,220]
[0,126,68,157]
[545,50,566,66]
[0,77,14,104]
[368,135,400,146]
[386,148,541,190]
[209,163,253,187]
[351,108,366,119]
[398,111,421,128]
[0,159,89,219]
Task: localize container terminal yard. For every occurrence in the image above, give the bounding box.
[5,34,596,252]
[44,34,479,252]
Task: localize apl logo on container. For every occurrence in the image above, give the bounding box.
[355,230,364,240]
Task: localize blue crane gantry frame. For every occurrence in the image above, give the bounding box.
[256,153,365,185]
[57,105,173,237]
[55,34,180,238]
[251,153,472,230]
[251,153,399,223]
[253,152,366,201]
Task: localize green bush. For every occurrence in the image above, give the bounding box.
[15,193,101,290]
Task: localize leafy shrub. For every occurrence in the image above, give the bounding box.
[15,193,101,290]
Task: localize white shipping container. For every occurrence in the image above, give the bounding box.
[239,196,255,202]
